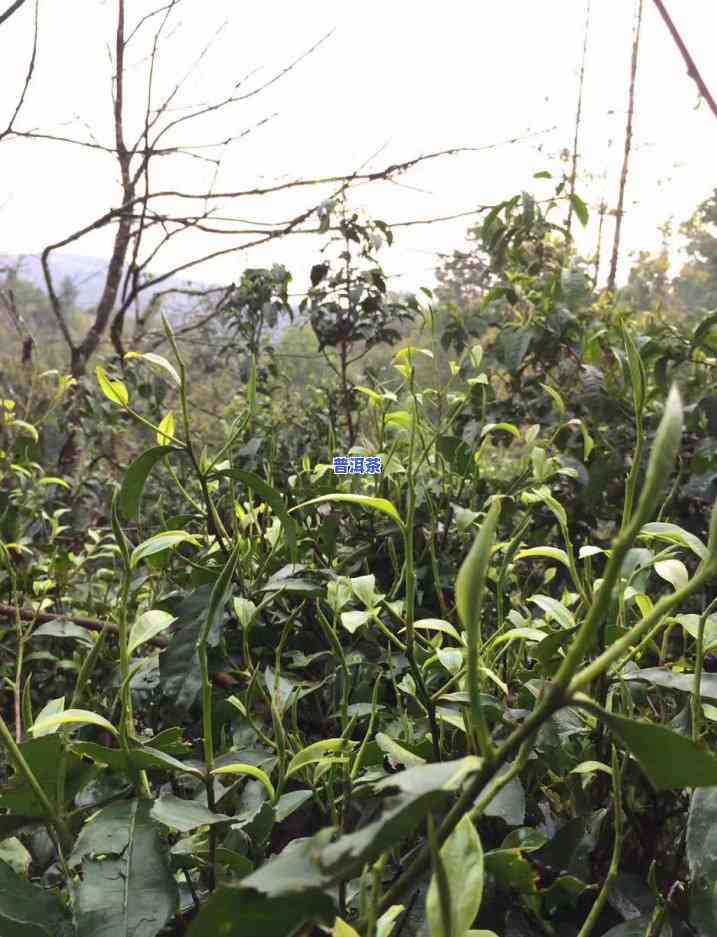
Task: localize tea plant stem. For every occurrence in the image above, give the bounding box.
[427,811,453,937]
[692,597,717,741]
[569,567,711,694]
[366,683,567,926]
[403,374,441,761]
[469,736,532,821]
[575,747,623,937]
[163,313,231,557]
[316,602,350,730]
[195,536,243,889]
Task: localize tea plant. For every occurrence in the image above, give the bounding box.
[3,301,717,937]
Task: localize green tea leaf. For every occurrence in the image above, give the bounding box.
[515,546,570,567]
[128,610,176,654]
[286,739,357,778]
[96,366,129,407]
[30,707,118,738]
[291,493,403,528]
[186,882,335,937]
[125,351,181,387]
[212,763,276,801]
[602,711,717,789]
[0,859,71,937]
[130,530,201,567]
[426,814,484,937]
[570,193,589,226]
[156,411,176,446]
[118,446,175,521]
[150,794,232,832]
[73,799,178,937]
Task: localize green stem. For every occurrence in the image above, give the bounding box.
[575,747,623,937]
[692,598,717,742]
[364,683,567,926]
[569,567,711,694]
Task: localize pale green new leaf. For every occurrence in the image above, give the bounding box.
[286,739,357,778]
[426,814,484,937]
[654,559,689,591]
[125,351,181,388]
[96,366,129,407]
[130,531,201,567]
[128,610,176,654]
[30,708,118,738]
[211,763,276,801]
[291,493,403,528]
[515,546,569,567]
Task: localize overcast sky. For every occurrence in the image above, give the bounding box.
[1,0,716,294]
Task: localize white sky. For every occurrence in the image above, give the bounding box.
[1,0,717,295]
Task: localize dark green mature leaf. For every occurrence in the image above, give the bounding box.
[150,794,231,832]
[207,826,336,900]
[0,860,71,937]
[274,790,312,823]
[211,469,299,561]
[186,884,335,937]
[33,620,95,647]
[73,799,178,937]
[627,667,717,702]
[570,193,589,227]
[118,446,175,521]
[692,312,717,354]
[0,859,72,937]
[495,328,533,374]
[601,917,669,937]
[319,757,481,880]
[484,849,539,892]
[602,712,717,789]
[0,735,95,817]
[70,800,136,866]
[481,773,526,826]
[159,585,215,712]
[687,786,717,935]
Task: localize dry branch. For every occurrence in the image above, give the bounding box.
[651,0,717,122]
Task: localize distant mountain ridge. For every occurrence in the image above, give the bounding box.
[0,251,215,314]
[0,251,295,343]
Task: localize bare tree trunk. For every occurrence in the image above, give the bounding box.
[72,0,132,377]
[593,199,607,286]
[566,0,592,241]
[607,0,644,293]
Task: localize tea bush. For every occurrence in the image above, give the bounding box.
[4,197,717,937]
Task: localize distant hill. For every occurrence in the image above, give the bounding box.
[0,251,213,315]
[0,251,295,346]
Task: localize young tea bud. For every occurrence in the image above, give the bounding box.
[629,385,683,535]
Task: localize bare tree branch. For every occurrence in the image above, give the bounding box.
[0,0,28,26]
[0,0,37,141]
[607,0,643,293]
[566,0,591,239]
[651,0,717,122]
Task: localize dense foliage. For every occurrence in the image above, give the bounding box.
[4,185,717,937]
